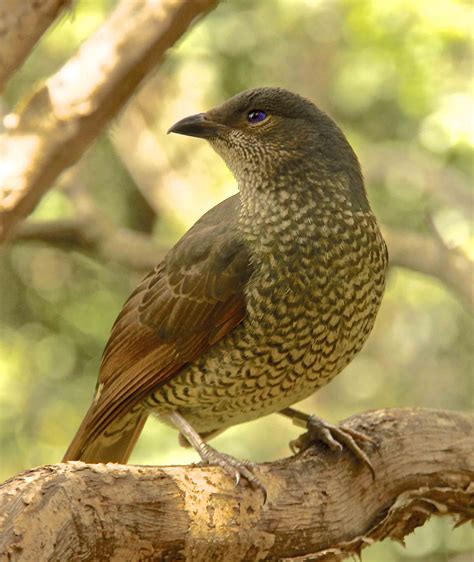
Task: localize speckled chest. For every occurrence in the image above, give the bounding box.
[150,194,387,433]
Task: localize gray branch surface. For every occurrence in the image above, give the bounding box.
[0,0,71,92]
[1,408,472,561]
[0,0,218,241]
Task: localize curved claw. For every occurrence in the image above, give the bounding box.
[289,439,299,455]
[340,425,377,445]
[199,444,267,503]
[314,424,343,452]
[330,426,376,480]
[290,415,376,480]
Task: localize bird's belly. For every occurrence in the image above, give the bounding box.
[149,289,379,434]
[146,202,388,434]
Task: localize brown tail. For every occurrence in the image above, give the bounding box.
[62,404,148,464]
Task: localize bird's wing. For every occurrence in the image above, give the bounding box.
[81,194,250,446]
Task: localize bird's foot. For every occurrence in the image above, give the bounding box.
[290,414,376,479]
[198,443,267,502]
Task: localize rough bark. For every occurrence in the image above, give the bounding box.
[0,0,218,241]
[1,408,472,561]
[0,0,71,92]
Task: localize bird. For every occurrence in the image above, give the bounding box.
[63,87,388,497]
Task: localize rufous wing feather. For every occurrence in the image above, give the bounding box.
[63,195,250,463]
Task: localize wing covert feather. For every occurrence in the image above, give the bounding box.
[81,195,250,446]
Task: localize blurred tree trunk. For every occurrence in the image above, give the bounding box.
[0,0,71,92]
[1,408,472,561]
[13,210,473,310]
[0,0,219,241]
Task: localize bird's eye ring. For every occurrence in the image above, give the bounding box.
[247,110,267,124]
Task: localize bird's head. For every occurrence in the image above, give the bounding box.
[169,87,367,208]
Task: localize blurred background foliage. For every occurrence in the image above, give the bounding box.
[1,0,473,560]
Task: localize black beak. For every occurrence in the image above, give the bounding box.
[167,113,221,139]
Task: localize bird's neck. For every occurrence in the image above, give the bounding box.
[237,167,369,251]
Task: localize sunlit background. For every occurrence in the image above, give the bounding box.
[1,0,473,560]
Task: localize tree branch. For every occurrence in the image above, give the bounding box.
[0,0,219,241]
[13,217,168,270]
[0,0,71,93]
[11,213,473,311]
[1,408,472,561]
[384,226,473,311]
[110,100,181,214]
[363,144,472,211]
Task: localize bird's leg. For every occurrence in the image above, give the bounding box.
[280,407,376,479]
[166,411,267,501]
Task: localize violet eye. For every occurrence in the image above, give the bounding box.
[247,110,267,124]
